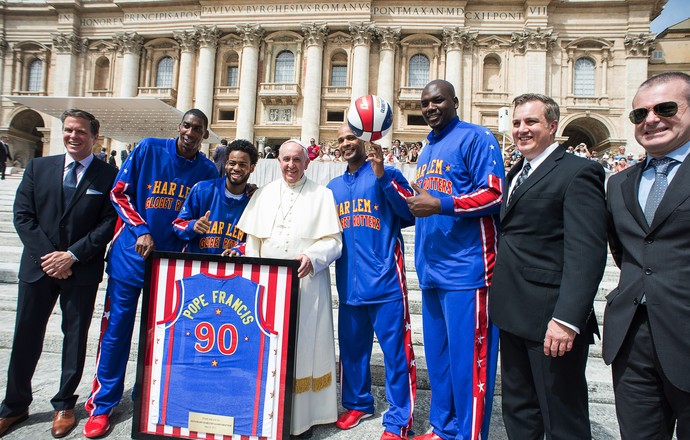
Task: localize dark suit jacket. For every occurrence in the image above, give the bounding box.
[13,154,118,286]
[213,145,228,175]
[0,141,11,162]
[603,157,690,391]
[491,147,607,343]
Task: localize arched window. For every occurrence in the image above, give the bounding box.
[482,56,501,91]
[408,54,429,87]
[156,56,174,88]
[93,57,110,91]
[330,52,348,87]
[223,52,239,87]
[275,50,295,83]
[27,59,43,92]
[574,58,595,96]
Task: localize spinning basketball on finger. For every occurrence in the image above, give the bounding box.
[328,96,417,440]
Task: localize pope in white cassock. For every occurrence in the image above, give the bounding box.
[237,140,342,438]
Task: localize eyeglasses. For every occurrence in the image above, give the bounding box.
[629,101,679,124]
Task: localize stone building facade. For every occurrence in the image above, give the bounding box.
[0,0,671,165]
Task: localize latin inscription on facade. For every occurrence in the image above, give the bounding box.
[78,4,543,27]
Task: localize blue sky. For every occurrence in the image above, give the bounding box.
[651,0,690,33]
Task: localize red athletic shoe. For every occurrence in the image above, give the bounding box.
[83,414,110,438]
[335,409,373,430]
[413,433,444,440]
[381,431,407,440]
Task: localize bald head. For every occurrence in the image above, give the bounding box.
[421,80,459,133]
[424,79,456,97]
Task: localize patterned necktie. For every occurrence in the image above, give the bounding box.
[508,162,531,206]
[643,157,673,226]
[63,161,81,207]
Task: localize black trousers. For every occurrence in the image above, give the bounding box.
[612,305,690,440]
[500,329,592,440]
[0,276,99,417]
[0,162,6,179]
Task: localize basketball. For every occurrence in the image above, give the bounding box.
[347,95,393,142]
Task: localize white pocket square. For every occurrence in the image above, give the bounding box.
[86,188,103,195]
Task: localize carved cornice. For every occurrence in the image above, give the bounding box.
[624,33,655,57]
[173,30,198,52]
[377,27,400,51]
[51,32,88,55]
[114,32,144,55]
[236,24,265,48]
[301,23,328,47]
[442,27,478,52]
[349,22,376,47]
[510,27,557,54]
[328,33,352,46]
[195,25,221,49]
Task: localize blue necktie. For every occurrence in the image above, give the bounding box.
[508,162,531,206]
[63,161,80,207]
[643,157,673,226]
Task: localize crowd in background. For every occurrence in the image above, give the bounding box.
[256,137,427,164]
[503,142,646,174]
[82,135,648,179]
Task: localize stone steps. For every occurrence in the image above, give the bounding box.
[0,282,615,405]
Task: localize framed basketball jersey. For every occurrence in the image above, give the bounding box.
[133,252,300,440]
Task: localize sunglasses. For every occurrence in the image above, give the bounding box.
[629,101,679,124]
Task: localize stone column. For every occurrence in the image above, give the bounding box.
[566,49,574,95]
[51,32,86,96]
[349,22,376,101]
[50,32,87,154]
[601,49,610,96]
[173,30,198,111]
[256,136,267,154]
[11,50,23,94]
[624,33,655,149]
[114,32,144,97]
[442,27,477,107]
[376,27,400,148]
[0,38,7,97]
[235,24,264,142]
[300,23,328,143]
[143,47,153,87]
[510,27,557,95]
[194,25,220,121]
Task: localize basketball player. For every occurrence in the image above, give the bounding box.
[173,139,258,254]
[327,123,416,440]
[406,80,504,440]
[83,109,217,438]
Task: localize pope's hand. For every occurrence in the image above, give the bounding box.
[296,254,313,278]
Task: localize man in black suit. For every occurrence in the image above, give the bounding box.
[120,143,131,163]
[0,109,118,438]
[0,136,11,180]
[491,93,607,439]
[603,72,690,439]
